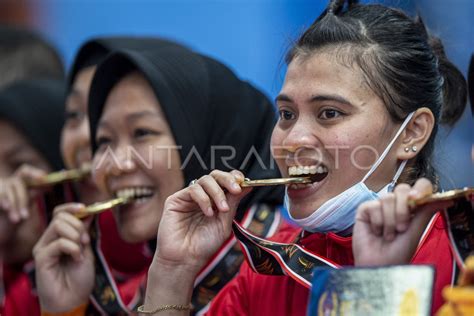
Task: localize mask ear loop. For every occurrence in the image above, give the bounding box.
[387,159,408,192]
[361,111,416,185]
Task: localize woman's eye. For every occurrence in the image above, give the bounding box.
[319,109,343,120]
[96,136,111,148]
[134,128,158,138]
[65,110,83,122]
[278,110,296,121]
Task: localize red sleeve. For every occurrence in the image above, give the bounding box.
[205,261,253,315]
[3,269,40,316]
[411,213,454,315]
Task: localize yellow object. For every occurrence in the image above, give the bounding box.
[458,256,474,287]
[443,287,474,303]
[41,303,87,316]
[408,187,473,208]
[240,176,312,187]
[75,196,131,219]
[399,289,419,316]
[437,256,474,316]
[28,164,91,188]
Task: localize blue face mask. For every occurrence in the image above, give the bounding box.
[285,112,415,234]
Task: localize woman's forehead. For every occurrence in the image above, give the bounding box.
[100,86,166,128]
[281,52,375,105]
[104,74,161,113]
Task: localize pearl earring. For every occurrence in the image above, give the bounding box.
[404,147,410,152]
[411,145,417,152]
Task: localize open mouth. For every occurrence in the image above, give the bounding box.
[288,165,328,189]
[114,186,156,204]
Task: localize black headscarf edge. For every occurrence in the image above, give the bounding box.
[0,79,65,170]
[88,48,284,214]
[68,36,189,91]
[88,48,193,155]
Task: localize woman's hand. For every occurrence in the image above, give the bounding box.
[33,203,95,313]
[143,170,251,313]
[155,169,251,272]
[353,178,453,266]
[0,164,47,224]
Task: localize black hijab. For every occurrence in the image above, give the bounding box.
[68,36,187,91]
[0,79,65,170]
[88,46,283,216]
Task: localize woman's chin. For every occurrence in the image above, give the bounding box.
[288,200,325,220]
[289,208,312,220]
[116,219,157,244]
[115,194,163,242]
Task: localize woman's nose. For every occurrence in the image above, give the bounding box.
[281,119,321,153]
[77,117,91,149]
[103,143,137,177]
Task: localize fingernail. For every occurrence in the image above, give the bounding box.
[72,204,86,213]
[232,183,240,190]
[221,200,229,211]
[409,190,419,198]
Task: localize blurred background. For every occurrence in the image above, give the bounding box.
[1,0,472,188]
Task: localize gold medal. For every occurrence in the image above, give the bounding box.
[75,196,132,219]
[240,177,313,187]
[27,164,92,188]
[408,187,473,208]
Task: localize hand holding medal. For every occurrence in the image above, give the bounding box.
[353,178,457,266]
[33,201,96,313]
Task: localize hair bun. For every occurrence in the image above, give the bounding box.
[327,0,358,14]
[428,36,468,126]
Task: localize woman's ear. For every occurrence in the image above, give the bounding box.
[396,108,435,160]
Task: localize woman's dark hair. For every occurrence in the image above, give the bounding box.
[0,25,64,87]
[286,0,467,186]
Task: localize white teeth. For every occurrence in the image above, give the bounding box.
[289,183,312,190]
[115,187,154,199]
[288,165,327,176]
[135,197,149,204]
[289,166,295,175]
